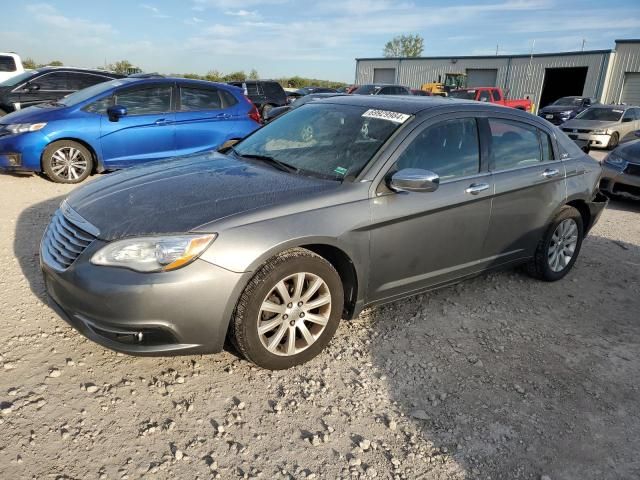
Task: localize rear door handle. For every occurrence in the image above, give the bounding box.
[465,183,490,195]
[542,168,560,178]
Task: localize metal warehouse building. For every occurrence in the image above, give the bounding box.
[354,39,640,113]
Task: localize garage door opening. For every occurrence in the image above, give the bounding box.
[621,73,640,105]
[539,67,588,109]
[466,68,498,87]
[373,68,396,84]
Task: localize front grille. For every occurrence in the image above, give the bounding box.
[42,209,96,271]
[624,163,640,177]
[562,128,591,134]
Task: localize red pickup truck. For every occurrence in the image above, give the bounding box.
[450,87,532,112]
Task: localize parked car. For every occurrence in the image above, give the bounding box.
[0,66,124,117]
[227,80,287,117]
[352,84,411,95]
[538,96,597,125]
[0,52,25,85]
[450,87,532,112]
[561,105,640,150]
[263,92,347,122]
[411,89,431,96]
[600,131,640,199]
[297,86,338,95]
[40,96,606,369]
[0,77,261,183]
[285,90,304,104]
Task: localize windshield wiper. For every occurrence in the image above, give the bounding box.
[230,147,299,174]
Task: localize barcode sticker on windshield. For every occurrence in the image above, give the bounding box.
[362,109,411,124]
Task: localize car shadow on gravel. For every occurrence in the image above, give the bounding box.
[365,234,640,480]
[13,194,64,302]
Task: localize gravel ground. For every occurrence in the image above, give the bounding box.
[1,151,640,480]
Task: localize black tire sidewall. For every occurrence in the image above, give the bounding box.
[539,207,584,281]
[234,253,344,370]
[608,132,619,150]
[42,140,93,184]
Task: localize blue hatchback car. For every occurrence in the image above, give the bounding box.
[0,76,261,183]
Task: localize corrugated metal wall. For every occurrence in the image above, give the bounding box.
[356,51,611,111]
[604,41,640,103]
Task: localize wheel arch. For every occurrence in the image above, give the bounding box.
[565,198,592,232]
[41,138,103,173]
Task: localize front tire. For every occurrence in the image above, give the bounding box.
[42,140,93,184]
[607,132,619,150]
[527,206,584,281]
[230,248,344,370]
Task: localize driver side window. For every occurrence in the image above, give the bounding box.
[395,118,480,181]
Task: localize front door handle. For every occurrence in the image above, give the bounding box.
[465,183,490,195]
[542,168,560,178]
[154,118,170,125]
[216,113,232,119]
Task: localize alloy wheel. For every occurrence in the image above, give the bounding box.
[50,147,89,181]
[257,272,332,356]
[547,218,578,272]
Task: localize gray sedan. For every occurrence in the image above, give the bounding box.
[561,105,640,149]
[40,96,606,370]
[600,132,640,199]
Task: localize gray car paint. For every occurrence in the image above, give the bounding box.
[42,97,606,356]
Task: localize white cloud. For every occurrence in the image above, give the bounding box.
[26,3,115,36]
[224,9,258,17]
[140,4,170,19]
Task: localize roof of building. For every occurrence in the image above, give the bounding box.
[356,48,614,62]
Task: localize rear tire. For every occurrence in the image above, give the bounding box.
[230,248,344,370]
[42,140,93,184]
[526,206,584,281]
[607,132,619,150]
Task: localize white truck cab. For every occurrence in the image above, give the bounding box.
[0,53,25,84]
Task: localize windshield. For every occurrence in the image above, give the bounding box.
[352,85,377,95]
[553,97,583,106]
[575,107,623,122]
[55,79,123,107]
[0,70,36,87]
[449,90,476,100]
[233,103,408,180]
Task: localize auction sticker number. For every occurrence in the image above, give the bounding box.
[362,109,411,124]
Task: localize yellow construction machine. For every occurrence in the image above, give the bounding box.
[421,73,467,96]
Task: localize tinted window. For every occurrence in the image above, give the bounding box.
[84,96,113,114]
[622,109,635,120]
[263,82,283,95]
[69,73,111,90]
[396,118,480,181]
[0,55,17,72]
[541,131,554,162]
[478,90,491,102]
[491,89,501,101]
[576,107,623,121]
[115,86,172,115]
[180,87,222,110]
[34,72,70,90]
[352,85,376,95]
[246,83,262,96]
[489,119,541,170]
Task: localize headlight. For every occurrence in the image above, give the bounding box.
[591,129,608,135]
[605,152,626,166]
[6,123,47,134]
[560,110,573,117]
[91,234,216,272]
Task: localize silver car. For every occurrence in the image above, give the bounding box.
[40,96,606,370]
[561,104,640,149]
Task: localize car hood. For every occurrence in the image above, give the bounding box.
[65,151,340,241]
[539,105,579,114]
[615,139,640,163]
[0,104,67,124]
[561,119,616,130]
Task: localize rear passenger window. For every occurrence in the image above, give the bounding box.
[395,118,480,181]
[0,55,17,72]
[541,131,554,162]
[180,87,222,110]
[245,83,262,96]
[489,119,541,170]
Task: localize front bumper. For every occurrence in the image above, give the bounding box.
[600,162,640,200]
[563,131,611,148]
[0,131,47,171]
[539,113,570,125]
[41,241,252,355]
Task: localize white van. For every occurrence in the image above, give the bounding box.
[0,53,25,84]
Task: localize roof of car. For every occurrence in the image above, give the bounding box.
[34,66,122,75]
[316,94,474,114]
[590,104,632,109]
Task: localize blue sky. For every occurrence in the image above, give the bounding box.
[1,0,639,82]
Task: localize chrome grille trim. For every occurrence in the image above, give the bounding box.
[41,208,98,271]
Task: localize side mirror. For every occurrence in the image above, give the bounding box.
[389,168,439,193]
[107,105,127,122]
[622,117,633,123]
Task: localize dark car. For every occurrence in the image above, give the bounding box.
[228,80,287,117]
[263,92,347,122]
[0,67,124,116]
[600,131,640,199]
[538,96,597,125]
[411,89,431,96]
[40,95,606,370]
[352,84,411,95]
[297,86,338,95]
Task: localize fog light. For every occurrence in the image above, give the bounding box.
[6,153,20,166]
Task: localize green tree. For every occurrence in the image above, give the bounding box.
[223,71,246,82]
[22,57,37,70]
[107,60,135,75]
[48,60,63,66]
[204,70,224,82]
[383,34,424,58]
[248,68,259,80]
